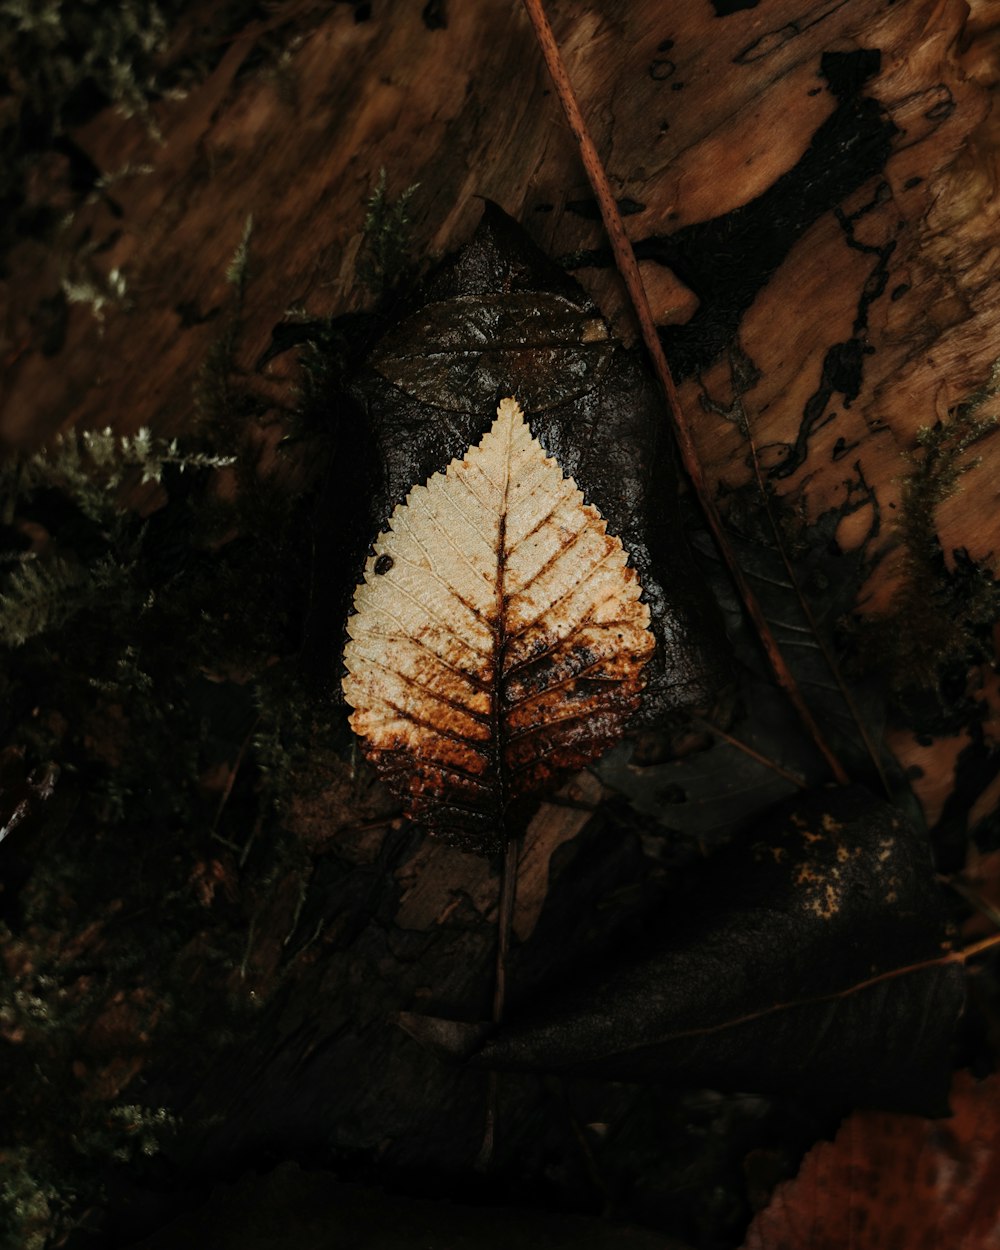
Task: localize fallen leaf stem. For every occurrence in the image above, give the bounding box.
[954,930,1000,964]
[477,832,521,1170]
[520,0,849,786]
[493,833,521,1024]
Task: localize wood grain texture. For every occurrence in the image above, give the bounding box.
[2,0,996,538]
[2,0,997,600]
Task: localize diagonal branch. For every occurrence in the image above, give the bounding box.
[520,0,849,785]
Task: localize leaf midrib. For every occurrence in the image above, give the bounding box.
[490,409,514,836]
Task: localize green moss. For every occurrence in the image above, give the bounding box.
[2,425,235,526]
[75,1104,179,1163]
[0,0,173,263]
[356,168,420,295]
[0,0,174,131]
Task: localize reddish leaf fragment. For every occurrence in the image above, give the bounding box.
[743,1071,1000,1250]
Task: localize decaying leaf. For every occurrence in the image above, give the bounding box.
[742,1071,1000,1250]
[401,785,965,1112]
[338,204,731,723]
[342,397,656,852]
[370,292,614,413]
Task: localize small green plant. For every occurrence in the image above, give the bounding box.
[0,1149,66,1250]
[2,425,235,525]
[0,209,356,1249]
[356,168,420,293]
[195,213,265,451]
[0,0,173,134]
[74,1104,179,1163]
[0,427,235,650]
[62,266,131,322]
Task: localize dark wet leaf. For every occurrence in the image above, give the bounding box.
[597,482,916,841]
[402,785,964,1114]
[340,203,732,722]
[695,481,897,791]
[341,399,655,852]
[598,677,814,843]
[371,292,614,412]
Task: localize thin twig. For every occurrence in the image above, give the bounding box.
[239,810,264,868]
[604,929,1000,1058]
[958,931,1000,963]
[239,916,257,981]
[693,716,808,789]
[520,0,849,786]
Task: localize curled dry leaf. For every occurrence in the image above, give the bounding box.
[742,1071,1000,1250]
[342,397,655,853]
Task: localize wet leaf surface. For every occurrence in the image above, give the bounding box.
[371,292,614,412]
[597,483,919,842]
[403,785,964,1114]
[690,483,895,790]
[598,677,813,843]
